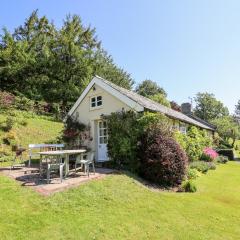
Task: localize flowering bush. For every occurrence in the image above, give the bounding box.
[174,126,213,161]
[201,147,218,162]
[0,91,15,109]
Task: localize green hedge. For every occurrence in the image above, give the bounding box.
[216,149,234,160]
[174,126,213,161]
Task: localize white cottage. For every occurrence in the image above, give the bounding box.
[67,76,216,162]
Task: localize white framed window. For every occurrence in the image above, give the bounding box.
[90,95,102,109]
[179,123,187,134]
[172,121,179,131]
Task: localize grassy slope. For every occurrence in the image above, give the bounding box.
[0,110,63,164]
[0,162,240,240]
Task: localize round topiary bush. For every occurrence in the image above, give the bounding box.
[138,127,188,187]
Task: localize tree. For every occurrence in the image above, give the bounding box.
[211,116,240,147]
[149,93,171,107]
[92,49,134,90]
[0,11,134,115]
[135,79,166,98]
[170,101,181,112]
[235,100,240,117]
[194,93,229,121]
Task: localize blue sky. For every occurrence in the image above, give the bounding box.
[1,0,239,113]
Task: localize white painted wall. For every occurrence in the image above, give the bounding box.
[72,84,132,160]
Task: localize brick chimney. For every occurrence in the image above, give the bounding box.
[181,103,192,115]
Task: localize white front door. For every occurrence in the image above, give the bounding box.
[97,120,108,162]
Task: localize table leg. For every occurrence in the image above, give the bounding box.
[65,154,69,177]
[39,155,42,177]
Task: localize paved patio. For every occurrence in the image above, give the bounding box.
[0,166,114,196]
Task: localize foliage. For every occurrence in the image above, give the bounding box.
[201,147,218,162]
[234,99,240,117]
[135,79,166,98]
[174,126,213,161]
[216,149,234,160]
[194,92,229,121]
[105,111,172,173]
[62,116,90,147]
[212,132,221,147]
[2,130,19,146]
[211,116,240,147]
[104,111,140,172]
[138,126,188,187]
[170,101,181,112]
[181,180,197,192]
[187,168,201,180]
[0,109,63,165]
[189,161,210,174]
[215,155,228,164]
[92,49,134,90]
[0,91,15,109]
[0,114,28,132]
[207,162,216,170]
[0,11,133,114]
[137,111,172,135]
[149,93,171,107]
[0,144,12,162]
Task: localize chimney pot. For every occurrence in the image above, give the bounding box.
[181,103,192,115]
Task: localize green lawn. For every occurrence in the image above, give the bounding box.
[0,162,240,240]
[0,110,63,165]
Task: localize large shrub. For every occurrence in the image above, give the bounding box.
[105,111,172,172]
[0,91,15,110]
[138,112,171,135]
[174,126,213,161]
[105,111,140,172]
[138,126,188,187]
[216,149,234,160]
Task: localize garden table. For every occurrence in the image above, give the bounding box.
[39,149,86,177]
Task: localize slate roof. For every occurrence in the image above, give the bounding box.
[97,76,215,131]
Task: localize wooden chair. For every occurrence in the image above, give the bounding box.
[75,152,95,177]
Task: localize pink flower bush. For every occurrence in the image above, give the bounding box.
[203,147,218,160]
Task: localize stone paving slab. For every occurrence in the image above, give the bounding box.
[0,166,114,196]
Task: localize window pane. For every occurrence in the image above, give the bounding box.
[99,137,104,144]
[99,129,104,136]
[104,129,107,136]
[104,137,108,143]
[97,101,102,106]
[91,97,96,108]
[97,96,102,101]
[103,121,107,128]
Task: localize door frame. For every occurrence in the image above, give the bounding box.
[96,119,108,162]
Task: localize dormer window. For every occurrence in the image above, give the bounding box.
[90,96,102,109]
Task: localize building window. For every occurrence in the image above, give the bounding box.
[179,123,187,134]
[97,96,102,106]
[172,121,179,131]
[90,96,102,109]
